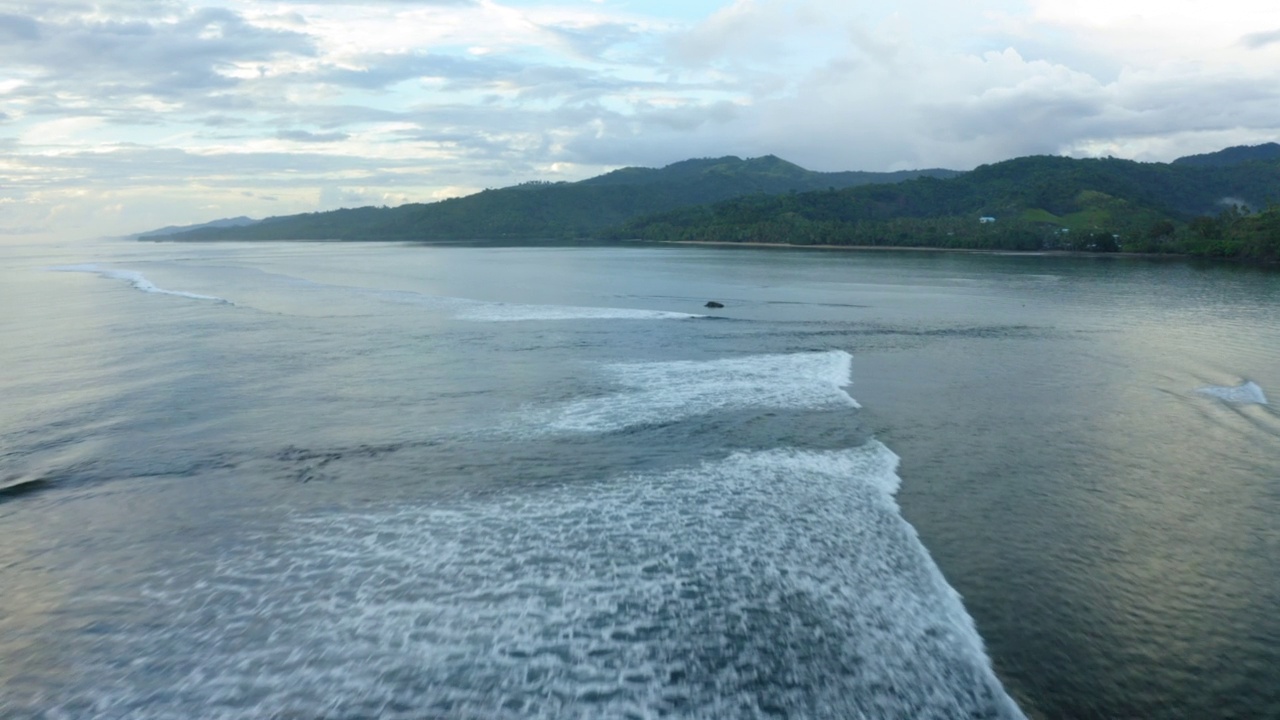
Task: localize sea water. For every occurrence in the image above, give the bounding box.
[2,239,1278,719]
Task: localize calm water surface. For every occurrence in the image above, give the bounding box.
[1,239,1277,719]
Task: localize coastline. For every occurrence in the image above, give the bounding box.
[650,239,1187,260]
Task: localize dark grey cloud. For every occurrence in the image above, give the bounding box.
[400,101,600,136]
[543,22,645,61]
[286,104,406,129]
[5,145,434,192]
[0,7,315,100]
[365,97,746,173]
[510,65,654,103]
[1240,29,1280,49]
[198,93,263,112]
[1121,76,1280,120]
[557,101,745,166]
[0,13,41,40]
[3,2,730,183]
[930,94,1106,145]
[301,0,475,3]
[6,85,266,132]
[309,51,661,107]
[315,53,513,90]
[9,1,185,16]
[276,129,350,143]
[200,115,249,128]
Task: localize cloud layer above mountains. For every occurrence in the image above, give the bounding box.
[2,0,1278,240]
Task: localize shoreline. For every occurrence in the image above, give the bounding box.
[650,239,1186,260]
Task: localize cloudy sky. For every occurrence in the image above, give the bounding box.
[2,0,1278,240]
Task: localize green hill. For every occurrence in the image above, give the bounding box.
[148,147,1280,261]
[1171,143,1280,168]
[152,156,958,242]
[612,154,1280,260]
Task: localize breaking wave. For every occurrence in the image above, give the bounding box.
[456,304,702,322]
[47,265,233,304]
[545,350,857,433]
[55,444,1023,720]
[13,339,1023,719]
[1198,381,1268,405]
[371,288,703,322]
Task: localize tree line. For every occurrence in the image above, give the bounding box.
[152,148,1280,263]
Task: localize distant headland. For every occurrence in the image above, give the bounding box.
[141,143,1280,264]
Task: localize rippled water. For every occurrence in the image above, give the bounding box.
[1,239,1278,719]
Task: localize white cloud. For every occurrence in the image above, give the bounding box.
[1,0,1277,241]
[647,0,1280,169]
[19,116,107,147]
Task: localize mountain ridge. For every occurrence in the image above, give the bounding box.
[614,151,1280,261]
[149,156,958,242]
[1171,143,1280,168]
[143,145,1279,261]
[137,215,259,238]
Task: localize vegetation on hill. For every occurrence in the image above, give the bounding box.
[1171,143,1280,168]
[148,144,1280,264]
[153,156,957,242]
[136,216,258,238]
[1182,205,1280,262]
[610,153,1280,262]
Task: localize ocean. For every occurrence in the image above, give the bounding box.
[1,239,1277,719]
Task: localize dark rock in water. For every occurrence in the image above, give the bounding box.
[704,301,724,308]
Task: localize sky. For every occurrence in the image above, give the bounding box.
[1,0,1278,241]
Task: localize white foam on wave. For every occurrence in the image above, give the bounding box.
[457,302,703,322]
[57,443,1023,720]
[373,288,703,322]
[1197,381,1268,405]
[48,264,233,304]
[546,350,857,433]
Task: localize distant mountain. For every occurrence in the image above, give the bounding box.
[136,216,258,239]
[577,154,958,191]
[1172,143,1280,167]
[146,146,1280,262]
[148,157,958,242]
[614,153,1280,261]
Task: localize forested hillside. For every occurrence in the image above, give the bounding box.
[1171,143,1280,167]
[148,144,1280,262]
[612,152,1280,261]
[153,156,957,242]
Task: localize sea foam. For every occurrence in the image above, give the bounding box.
[1197,381,1268,405]
[58,443,1023,720]
[31,340,1025,719]
[372,288,703,322]
[456,303,702,322]
[48,265,233,304]
[547,350,858,433]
